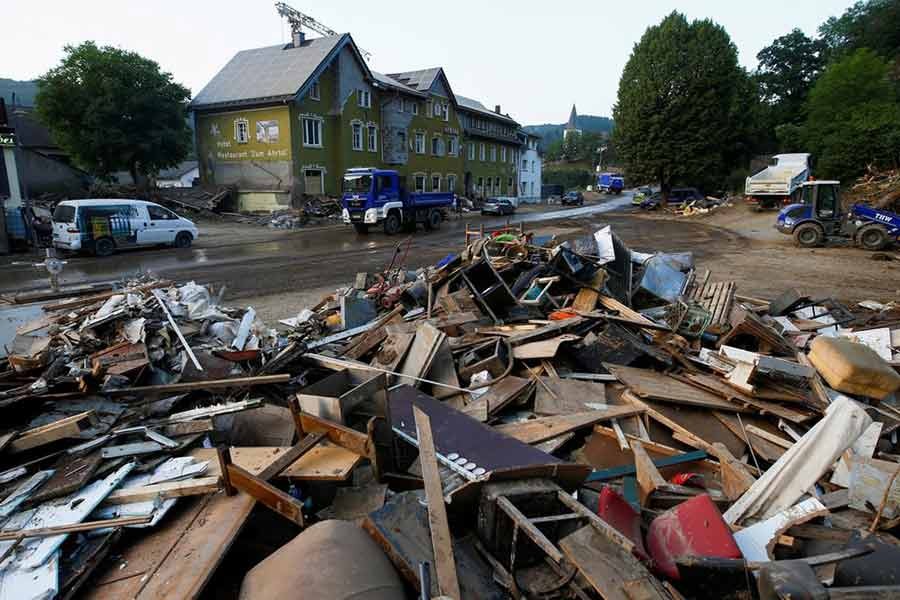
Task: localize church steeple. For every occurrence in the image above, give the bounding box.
[566,104,578,130]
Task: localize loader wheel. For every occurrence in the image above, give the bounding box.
[859,226,887,251]
[383,212,401,235]
[793,223,824,248]
[424,209,441,231]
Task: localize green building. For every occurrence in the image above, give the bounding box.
[190,32,521,211]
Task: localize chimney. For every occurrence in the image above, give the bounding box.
[291,29,305,47]
[494,104,501,114]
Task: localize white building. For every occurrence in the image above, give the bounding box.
[518,131,541,203]
[156,161,199,188]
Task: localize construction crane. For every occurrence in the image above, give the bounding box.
[275,2,371,61]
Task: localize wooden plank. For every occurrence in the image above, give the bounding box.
[257,432,326,481]
[494,407,644,445]
[678,372,815,424]
[513,334,580,360]
[102,477,221,505]
[496,495,564,563]
[560,525,668,600]
[606,364,747,412]
[709,442,757,501]
[426,339,461,400]
[461,376,532,422]
[533,377,606,416]
[397,323,445,388]
[507,317,585,346]
[371,331,415,374]
[343,306,404,360]
[106,374,289,396]
[10,410,95,453]
[226,463,305,526]
[413,406,462,600]
[280,442,361,480]
[297,411,372,459]
[0,515,151,541]
[632,441,666,506]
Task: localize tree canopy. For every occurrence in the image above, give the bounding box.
[35,41,192,183]
[755,29,826,126]
[819,0,900,61]
[612,12,747,197]
[803,48,900,179]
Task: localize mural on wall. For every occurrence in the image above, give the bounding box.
[197,107,292,164]
[256,120,280,144]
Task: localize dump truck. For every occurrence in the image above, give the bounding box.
[597,172,624,195]
[341,168,453,235]
[776,180,900,250]
[745,153,811,210]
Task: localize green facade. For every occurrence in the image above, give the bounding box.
[192,38,520,208]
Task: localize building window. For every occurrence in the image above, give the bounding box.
[431,136,444,156]
[357,89,371,108]
[352,122,363,150]
[479,143,485,161]
[490,146,497,162]
[495,177,501,193]
[447,135,458,156]
[310,80,320,100]
[302,117,322,147]
[522,158,527,170]
[467,143,475,160]
[441,103,449,121]
[426,100,433,117]
[447,174,457,193]
[234,118,249,144]
[411,101,418,115]
[414,174,426,193]
[433,101,442,118]
[431,174,441,191]
[531,160,535,173]
[508,176,513,190]
[414,132,425,154]
[476,176,483,191]
[367,125,378,152]
[397,130,407,151]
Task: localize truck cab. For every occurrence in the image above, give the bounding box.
[341,168,452,235]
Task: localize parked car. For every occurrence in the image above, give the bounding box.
[632,186,653,205]
[640,188,704,210]
[561,191,584,206]
[53,199,199,256]
[481,198,516,216]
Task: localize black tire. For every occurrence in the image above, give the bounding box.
[174,232,193,249]
[424,209,441,231]
[383,212,401,235]
[353,223,369,234]
[94,237,115,257]
[858,226,888,251]
[793,223,824,248]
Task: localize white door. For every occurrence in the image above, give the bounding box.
[305,170,324,195]
[138,204,178,245]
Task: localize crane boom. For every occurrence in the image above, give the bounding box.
[274,2,371,60]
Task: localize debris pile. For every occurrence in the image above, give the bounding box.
[850,167,900,213]
[1,222,900,599]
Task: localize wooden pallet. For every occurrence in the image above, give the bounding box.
[689,271,736,335]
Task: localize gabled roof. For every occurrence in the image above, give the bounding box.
[371,71,426,97]
[190,34,370,110]
[386,67,457,105]
[566,104,578,130]
[456,95,519,125]
[157,161,199,179]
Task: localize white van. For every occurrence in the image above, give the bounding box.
[52,199,199,256]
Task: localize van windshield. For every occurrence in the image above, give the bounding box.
[342,174,372,194]
[53,205,76,223]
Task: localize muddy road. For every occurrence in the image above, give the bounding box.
[2,199,897,321]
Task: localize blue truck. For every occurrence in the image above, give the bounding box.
[597,172,624,195]
[776,181,899,250]
[341,168,453,235]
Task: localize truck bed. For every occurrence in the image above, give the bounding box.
[408,191,454,209]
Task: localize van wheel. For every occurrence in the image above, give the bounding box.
[353,223,369,234]
[793,223,824,248]
[174,232,193,249]
[383,212,401,235]
[424,210,441,231]
[858,226,887,251]
[94,237,115,257]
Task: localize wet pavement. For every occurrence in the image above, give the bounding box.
[0,194,671,301]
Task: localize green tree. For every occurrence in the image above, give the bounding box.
[819,0,900,61]
[612,12,746,202]
[36,41,192,184]
[802,48,900,179]
[755,29,826,126]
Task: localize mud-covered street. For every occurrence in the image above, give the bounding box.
[3,197,898,322]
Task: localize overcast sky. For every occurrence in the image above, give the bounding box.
[4,0,854,124]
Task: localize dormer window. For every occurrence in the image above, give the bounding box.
[310,80,320,100]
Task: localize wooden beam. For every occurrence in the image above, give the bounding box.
[493,407,644,445]
[496,495,564,564]
[0,515,152,541]
[297,411,372,459]
[102,477,221,505]
[106,374,289,396]
[257,432,326,481]
[632,441,666,506]
[226,463,305,527]
[413,406,461,600]
[10,411,95,453]
[710,442,756,501]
